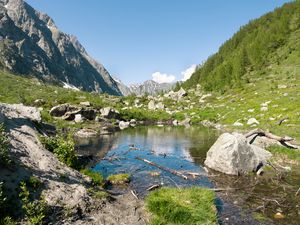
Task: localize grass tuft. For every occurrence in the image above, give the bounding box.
[146,187,217,225]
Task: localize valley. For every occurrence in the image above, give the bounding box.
[0,0,300,224]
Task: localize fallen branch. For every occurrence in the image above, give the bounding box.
[147,184,160,191]
[245,128,294,142]
[296,187,300,196]
[245,128,300,150]
[135,156,188,180]
[130,189,139,200]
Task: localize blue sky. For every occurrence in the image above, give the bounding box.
[26,0,291,85]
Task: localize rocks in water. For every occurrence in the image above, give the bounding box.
[119,121,130,130]
[100,107,120,119]
[129,119,137,126]
[74,129,97,138]
[179,118,191,126]
[204,133,272,175]
[247,118,259,126]
[172,120,178,126]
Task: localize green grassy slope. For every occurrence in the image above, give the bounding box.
[183,1,300,93]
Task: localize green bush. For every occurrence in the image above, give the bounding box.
[0,124,11,167]
[19,181,47,225]
[81,169,104,186]
[40,135,78,169]
[146,187,217,225]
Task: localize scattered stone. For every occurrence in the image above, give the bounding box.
[179,118,191,126]
[74,114,83,123]
[247,118,259,125]
[204,133,272,175]
[100,107,120,119]
[49,104,78,117]
[74,129,97,138]
[156,102,165,110]
[119,121,130,130]
[260,106,268,111]
[148,100,156,110]
[248,109,255,113]
[80,101,91,107]
[34,99,45,106]
[172,120,178,126]
[233,121,244,127]
[278,84,287,89]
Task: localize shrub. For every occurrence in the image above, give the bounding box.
[40,135,78,169]
[81,169,104,186]
[0,124,11,167]
[19,181,47,225]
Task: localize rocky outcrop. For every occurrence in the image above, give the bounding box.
[0,0,121,95]
[49,104,96,121]
[0,103,147,224]
[204,133,272,175]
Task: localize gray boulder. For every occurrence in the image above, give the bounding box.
[179,118,191,126]
[49,104,78,117]
[119,121,130,130]
[204,133,272,175]
[100,107,120,119]
[148,100,156,110]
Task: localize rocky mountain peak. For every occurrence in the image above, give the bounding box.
[0,0,122,95]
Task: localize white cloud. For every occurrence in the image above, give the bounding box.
[152,72,176,84]
[181,64,197,81]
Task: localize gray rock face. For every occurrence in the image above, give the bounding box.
[49,104,78,117]
[0,0,121,95]
[164,87,187,100]
[114,78,175,96]
[204,133,272,175]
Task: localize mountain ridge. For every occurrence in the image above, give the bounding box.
[0,0,122,95]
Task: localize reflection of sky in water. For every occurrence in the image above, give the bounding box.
[77,126,218,196]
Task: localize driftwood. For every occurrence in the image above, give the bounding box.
[135,157,188,180]
[245,128,300,150]
[130,189,139,200]
[296,187,300,196]
[147,184,160,191]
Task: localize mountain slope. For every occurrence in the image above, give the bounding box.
[114,78,175,96]
[183,1,300,92]
[0,0,121,95]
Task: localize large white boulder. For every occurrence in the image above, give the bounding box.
[204,133,272,175]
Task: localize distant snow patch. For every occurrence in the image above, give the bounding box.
[62,82,80,91]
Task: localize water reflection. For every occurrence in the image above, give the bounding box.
[75,126,219,196]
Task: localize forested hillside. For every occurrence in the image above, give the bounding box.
[183,1,300,92]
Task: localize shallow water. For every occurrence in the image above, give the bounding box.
[76,126,219,196]
[75,125,300,224]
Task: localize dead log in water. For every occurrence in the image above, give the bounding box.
[135,156,188,180]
